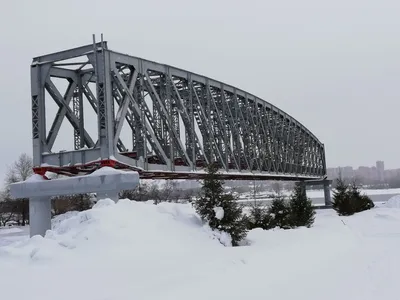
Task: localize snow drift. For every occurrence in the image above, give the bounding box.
[1,201,400,300]
[385,194,400,208]
[0,199,226,261]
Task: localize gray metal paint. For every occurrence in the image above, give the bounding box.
[31,37,326,180]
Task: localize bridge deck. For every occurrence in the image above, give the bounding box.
[34,159,322,181]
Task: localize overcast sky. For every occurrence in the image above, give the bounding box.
[0,0,399,183]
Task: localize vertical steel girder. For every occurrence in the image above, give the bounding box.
[31,42,326,178]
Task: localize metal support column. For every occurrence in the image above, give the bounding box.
[93,36,115,159]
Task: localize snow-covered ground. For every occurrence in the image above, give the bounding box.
[1,199,400,299]
[0,226,29,247]
[238,188,400,205]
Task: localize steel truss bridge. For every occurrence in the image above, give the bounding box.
[30,38,327,180]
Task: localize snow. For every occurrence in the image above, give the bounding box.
[0,226,29,247]
[25,174,46,182]
[51,211,79,228]
[0,227,23,235]
[1,201,400,299]
[88,166,128,176]
[213,206,224,220]
[385,195,400,208]
[208,226,232,247]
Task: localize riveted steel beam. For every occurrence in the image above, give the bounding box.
[31,40,326,179]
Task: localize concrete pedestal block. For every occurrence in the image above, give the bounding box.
[9,168,139,237]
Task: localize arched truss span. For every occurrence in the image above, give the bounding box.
[30,41,326,180]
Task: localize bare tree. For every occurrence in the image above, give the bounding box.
[52,193,92,216]
[170,188,183,203]
[3,153,33,226]
[11,153,33,182]
[252,181,265,205]
[0,191,17,226]
[120,182,150,202]
[148,183,162,204]
[271,181,283,195]
[161,181,175,202]
[183,189,195,203]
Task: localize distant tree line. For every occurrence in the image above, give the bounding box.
[119,181,197,204]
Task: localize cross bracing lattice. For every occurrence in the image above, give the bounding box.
[30,40,326,180]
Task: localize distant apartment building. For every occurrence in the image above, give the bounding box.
[341,166,355,179]
[356,166,377,181]
[384,168,400,181]
[326,167,338,179]
[327,160,395,182]
[376,160,385,182]
[327,166,354,179]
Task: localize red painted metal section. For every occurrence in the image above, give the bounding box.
[33,158,313,181]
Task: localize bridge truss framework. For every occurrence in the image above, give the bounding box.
[30,37,327,181]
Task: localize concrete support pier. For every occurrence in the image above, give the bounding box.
[29,196,52,237]
[300,178,332,208]
[323,180,332,207]
[9,167,139,237]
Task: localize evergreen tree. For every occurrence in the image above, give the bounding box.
[193,163,248,246]
[217,194,248,244]
[360,194,375,210]
[332,178,375,216]
[350,181,375,212]
[331,177,353,216]
[288,183,315,228]
[247,202,273,230]
[267,194,291,229]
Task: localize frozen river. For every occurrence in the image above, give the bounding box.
[238,188,400,206]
